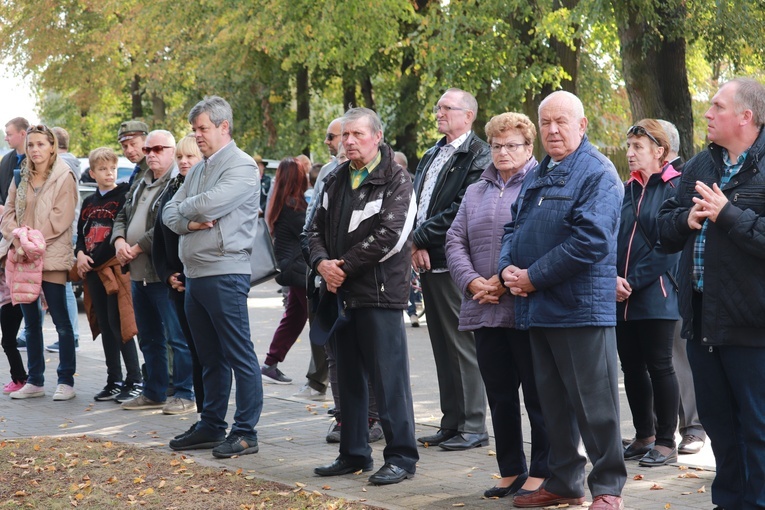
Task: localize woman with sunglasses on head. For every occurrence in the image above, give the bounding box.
[618,119,682,466]
[260,158,309,384]
[1,124,78,400]
[445,112,549,498]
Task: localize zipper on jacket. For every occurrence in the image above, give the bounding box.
[537,195,571,206]
[622,185,647,320]
[143,278,147,287]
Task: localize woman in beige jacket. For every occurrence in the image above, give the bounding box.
[1,124,78,401]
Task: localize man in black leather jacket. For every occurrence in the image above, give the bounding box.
[412,88,491,451]
[658,77,765,510]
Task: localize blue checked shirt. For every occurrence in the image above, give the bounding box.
[692,149,748,292]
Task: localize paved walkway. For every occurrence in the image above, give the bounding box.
[0,282,717,509]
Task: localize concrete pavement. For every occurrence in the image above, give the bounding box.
[0,281,716,509]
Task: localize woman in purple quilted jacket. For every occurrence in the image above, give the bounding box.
[446,112,549,499]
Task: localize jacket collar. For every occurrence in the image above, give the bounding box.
[708,127,765,171]
[331,145,398,188]
[435,131,475,155]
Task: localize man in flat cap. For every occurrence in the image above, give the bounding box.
[118,120,150,186]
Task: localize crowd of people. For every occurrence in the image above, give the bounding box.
[1,77,764,509]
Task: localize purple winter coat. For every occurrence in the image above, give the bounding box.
[445,158,536,331]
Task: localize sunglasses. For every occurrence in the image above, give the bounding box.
[142,145,173,155]
[325,133,339,141]
[627,125,660,147]
[27,124,51,134]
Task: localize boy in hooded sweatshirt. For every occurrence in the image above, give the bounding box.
[75,147,142,403]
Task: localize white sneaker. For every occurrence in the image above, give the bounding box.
[52,384,76,401]
[292,383,328,401]
[10,383,45,399]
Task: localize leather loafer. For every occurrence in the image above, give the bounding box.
[678,434,705,455]
[513,487,585,508]
[417,428,457,446]
[638,447,678,467]
[623,440,655,460]
[314,457,373,476]
[591,494,624,510]
[368,462,414,485]
[484,473,528,498]
[439,431,489,451]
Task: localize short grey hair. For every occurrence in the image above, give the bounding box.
[341,107,384,146]
[188,95,234,135]
[538,91,585,121]
[656,119,680,153]
[728,77,765,127]
[444,87,478,118]
[147,129,176,147]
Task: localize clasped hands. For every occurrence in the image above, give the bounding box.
[501,265,536,297]
[317,259,346,293]
[688,181,727,230]
[468,275,506,304]
[114,238,142,267]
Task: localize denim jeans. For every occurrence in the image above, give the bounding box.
[65,281,79,341]
[185,274,262,436]
[21,282,75,387]
[131,281,193,402]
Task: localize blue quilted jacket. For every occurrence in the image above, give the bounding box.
[498,135,623,329]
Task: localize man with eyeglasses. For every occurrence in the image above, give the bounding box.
[499,91,626,509]
[111,130,195,417]
[412,88,491,451]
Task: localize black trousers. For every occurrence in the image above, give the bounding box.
[0,302,25,383]
[85,272,142,386]
[474,327,549,478]
[616,319,679,448]
[333,307,418,473]
[172,294,205,411]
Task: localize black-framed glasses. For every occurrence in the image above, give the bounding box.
[142,145,173,155]
[432,105,467,114]
[325,133,339,141]
[627,125,660,147]
[490,142,528,153]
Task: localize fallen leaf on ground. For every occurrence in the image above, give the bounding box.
[650,483,664,490]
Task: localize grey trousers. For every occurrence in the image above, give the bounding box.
[672,322,706,439]
[421,271,486,433]
[529,326,627,498]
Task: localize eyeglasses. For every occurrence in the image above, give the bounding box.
[490,142,528,153]
[325,133,339,141]
[142,145,173,155]
[432,105,467,114]
[627,125,660,147]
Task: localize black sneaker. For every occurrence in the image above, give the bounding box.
[114,383,142,403]
[169,426,225,451]
[94,383,122,401]
[261,363,292,384]
[173,421,199,441]
[326,420,341,443]
[212,433,259,458]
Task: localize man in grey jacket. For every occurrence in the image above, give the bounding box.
[112,130,195,416]
[163,96,263,459]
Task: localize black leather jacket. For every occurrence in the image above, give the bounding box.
[658,128,765,347]
[413,131,491,270]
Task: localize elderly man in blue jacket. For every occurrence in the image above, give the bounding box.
[499,91,626,510]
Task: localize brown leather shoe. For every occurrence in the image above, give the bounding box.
[512,487,585,508]
[590,494,624,510]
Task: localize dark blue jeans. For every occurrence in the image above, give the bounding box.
[688,291,765,510]
[185,274,262,436]
[131,281,193,402]
[21,282,75,386]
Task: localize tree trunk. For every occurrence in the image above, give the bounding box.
[296,66,310,156]
[151,94,166,125]
[342,73,357,111]
[361,73,375,110]
[616,0,694,159]
[130,74,143,119]
[394,46,421,170]
[551,0,580,95]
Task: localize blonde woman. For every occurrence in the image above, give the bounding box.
[1,124,78,401]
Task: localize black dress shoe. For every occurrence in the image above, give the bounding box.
[417,428,457,446]
[638,447,678,467]
[623,440,655,460]
[314,457,373,476]
[439,431,489,451]
[483,472,528,498]
[368,462,414,485]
